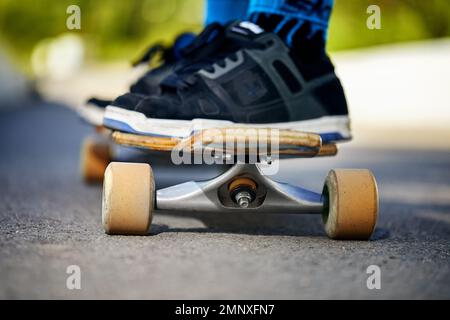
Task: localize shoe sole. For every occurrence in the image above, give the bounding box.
[78,102,106,127]
[103,106,352,143]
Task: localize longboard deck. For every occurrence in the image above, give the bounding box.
[111,128,338,158]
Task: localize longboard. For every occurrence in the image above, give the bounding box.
[111,128,338,158]
[101,127,378,240]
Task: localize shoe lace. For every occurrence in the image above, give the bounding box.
[178,23,224,58]
[165,36,266,90]
[132,23,224,69]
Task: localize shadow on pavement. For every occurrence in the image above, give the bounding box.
[151,211,391,240]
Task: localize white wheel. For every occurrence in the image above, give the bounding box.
[322,169,378,240]
[102,162,154,235]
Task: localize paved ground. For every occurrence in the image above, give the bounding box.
[0,102,449,299]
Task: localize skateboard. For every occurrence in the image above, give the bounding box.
[98,128,378,240]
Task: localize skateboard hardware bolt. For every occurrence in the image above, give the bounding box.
[235,191,253,208]
[228,177,257,208]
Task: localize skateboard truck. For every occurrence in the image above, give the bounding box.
[156,163,323,214]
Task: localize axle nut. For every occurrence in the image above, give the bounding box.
[235,191,252,208]
[229,178,257,208]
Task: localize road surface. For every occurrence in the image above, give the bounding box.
[0,102,449,299]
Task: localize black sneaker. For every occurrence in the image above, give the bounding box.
[104,21,351,143]
[78,32,196,126]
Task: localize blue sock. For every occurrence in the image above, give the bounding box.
[205,0,250,25]
[247,0,334,48]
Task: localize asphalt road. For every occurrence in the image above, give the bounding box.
[0,102,449,299]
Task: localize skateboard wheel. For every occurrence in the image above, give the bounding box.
[322,169,378,240]
[102,162,154,235]
[80,137,112,183]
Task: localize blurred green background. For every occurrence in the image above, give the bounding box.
[0,0,449,73]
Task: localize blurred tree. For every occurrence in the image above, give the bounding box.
[0,0,448,72]
[328,0,450,50]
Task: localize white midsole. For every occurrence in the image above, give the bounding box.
[104,106,351,139]
[77,103,105,126]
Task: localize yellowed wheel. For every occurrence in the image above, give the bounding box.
[102,162,154,235]
[322,169,378,240]
[80,137,112,183]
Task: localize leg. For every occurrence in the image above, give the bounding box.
[247,0,334,56]
[205,0,250,25]
[103,0,350,144]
